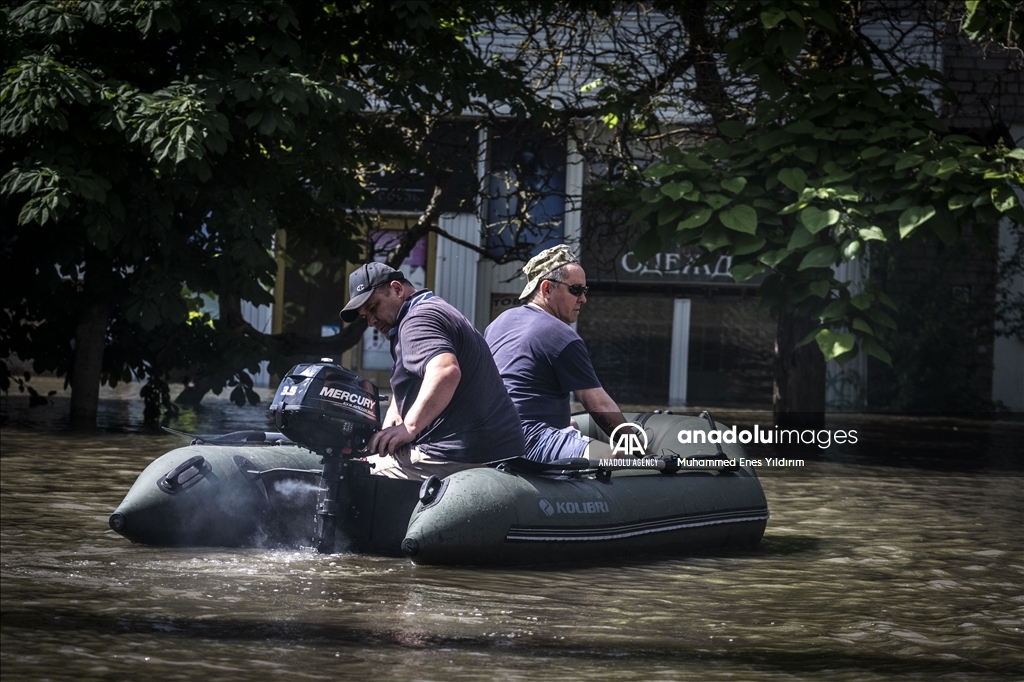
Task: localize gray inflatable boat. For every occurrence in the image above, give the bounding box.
[109,361,769,565]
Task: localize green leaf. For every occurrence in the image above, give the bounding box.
[704,193,731,209]
[852,318,874,335]
[755,129,793,152]
[795,146,818,164]
[800,206,840,233]
[718,120,747,138]
[808,280,830,298]
[823,167,854,184]
[808,7,837,32]
[819,300,848,322]
[779,27,805,60]
[731,263,765,282]
[992,186,1019,212]
[877,292,898,311]
[948,194,973,210]
[661,180,694,200]
[658,203,687,227]
[797,245,838,270]
[683,154,711,170]
[923,157,959,177]
[898,205,936,238]
[678,207,713,230]
[719,204,758,234]
[721,177,748,194]
[866,307,897,329]
[778,167,807,192]
[730,234,767,255]
[850,293,873,310]
[787,225,818,250]
[632,228,662,262]
[785,120,816,135]
[644,161,681,178]
[758,249,791,267]
[858,226,886,241]
[862,336,893,365]
[860,146,886,160]
[700,226,732,251]
[894,154,925,171]
[929,209,958,245]
[626,202,657,226]
[815,329,856,361]
[842,240,863,260]
[760,8,786,28]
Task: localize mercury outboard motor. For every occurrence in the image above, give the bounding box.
[269,359,382,553]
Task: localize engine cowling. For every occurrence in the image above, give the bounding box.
[269,359,382,455]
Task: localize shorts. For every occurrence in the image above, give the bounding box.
[522,421,612,463]
[363,444,481,481]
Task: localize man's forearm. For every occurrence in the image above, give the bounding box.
[575,386,626,436]
[382,396,402,427]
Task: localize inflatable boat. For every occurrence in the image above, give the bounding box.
[109,360,769,565]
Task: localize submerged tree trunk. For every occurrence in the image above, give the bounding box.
[773,310,826,428]
[69,300,112,429]
[175,376,224,406]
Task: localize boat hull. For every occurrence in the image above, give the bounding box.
[109,444,420,553]
[111,413,770,564]
[402,465,768,566]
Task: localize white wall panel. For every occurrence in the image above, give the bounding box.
[435,213,481,328]
[669,298,691,406]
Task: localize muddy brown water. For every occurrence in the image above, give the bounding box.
[1,390,1022,680]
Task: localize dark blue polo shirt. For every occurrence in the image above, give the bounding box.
[390,292,524,463]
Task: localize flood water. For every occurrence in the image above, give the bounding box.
[2,388,1022,680]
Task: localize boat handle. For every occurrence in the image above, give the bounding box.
[419,475,443,504]
[157,455,212,494]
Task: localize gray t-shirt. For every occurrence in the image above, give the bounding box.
[391,292,524,463]
[484,305,602,430]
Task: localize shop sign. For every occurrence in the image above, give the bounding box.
[613,249,762,284]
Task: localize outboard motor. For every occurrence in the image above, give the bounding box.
[269,359,382,553]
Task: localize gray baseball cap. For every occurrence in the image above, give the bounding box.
[339,262,403,322]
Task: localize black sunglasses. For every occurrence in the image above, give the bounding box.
[545,279,589,297]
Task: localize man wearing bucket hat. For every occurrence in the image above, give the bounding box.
[340,262,525,480]
[484,245,629,463]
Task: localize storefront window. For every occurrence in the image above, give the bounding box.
[485,125,566,259]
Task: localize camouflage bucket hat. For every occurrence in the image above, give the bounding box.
[519,245,579,300]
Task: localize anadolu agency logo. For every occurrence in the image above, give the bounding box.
[610,422,649,456]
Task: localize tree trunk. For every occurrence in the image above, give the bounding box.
[175,375,223,406]
[773,309,826,428]
[69,300,112,429]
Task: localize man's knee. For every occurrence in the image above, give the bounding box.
[367,446,479,481]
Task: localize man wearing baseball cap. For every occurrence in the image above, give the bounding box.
[340,262,525,479]
[484,245,629,463]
